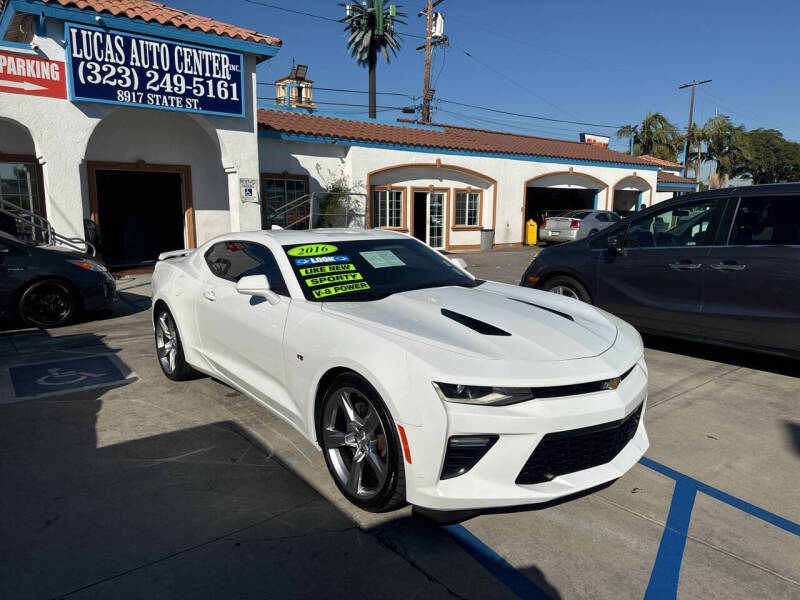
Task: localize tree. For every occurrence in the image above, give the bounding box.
[735,129,800,184]
[616,112,682,162]
[340,1,405,118]
[701,115,745,181]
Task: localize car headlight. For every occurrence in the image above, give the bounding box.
[433,382,533,406]
[68,259,108,273]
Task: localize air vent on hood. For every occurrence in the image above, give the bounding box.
[440,309,511,336]
[509,298,574,322]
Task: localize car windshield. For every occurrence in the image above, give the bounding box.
[283,238,479,302]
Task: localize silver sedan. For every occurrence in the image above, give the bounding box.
[538,210,621,244]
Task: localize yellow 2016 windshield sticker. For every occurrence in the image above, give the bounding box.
[299,263,356,276]
[287,244,338,257]
[305,272,364,287]
[313,281,370,299]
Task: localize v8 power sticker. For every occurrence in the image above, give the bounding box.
[299,264,356,276]
[287,244,338,257]
[294,255,350,265]
[312,281,371,299]
[305,272,364,287]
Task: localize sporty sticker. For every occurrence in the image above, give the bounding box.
[287,244,338,257]
[294,255,350,265]
[299,264,356,276]
[305,272,364,288]
[312,281,371,299]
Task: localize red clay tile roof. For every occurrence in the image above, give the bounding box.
[258,109,660,167]
[27,0,281,47]
[639,154,684,169]
[657,171,695,184]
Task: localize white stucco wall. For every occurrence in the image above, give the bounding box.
[0,15,262,246]
[258,136,660,247]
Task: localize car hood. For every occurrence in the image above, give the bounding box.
[321,281,617,361]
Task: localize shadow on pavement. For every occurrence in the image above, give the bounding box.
[0,332,554,599]
[642,333,799,378]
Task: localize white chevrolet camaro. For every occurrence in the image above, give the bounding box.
[152,229,648,513]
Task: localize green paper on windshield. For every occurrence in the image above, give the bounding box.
[360,250,406,269]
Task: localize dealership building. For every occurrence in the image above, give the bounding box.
[0,0,696,266]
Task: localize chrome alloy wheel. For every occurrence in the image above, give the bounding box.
[322,387,389,501]
[155,310,178,374]
[548,285,580,300]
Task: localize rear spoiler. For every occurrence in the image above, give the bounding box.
[158,249,194,261]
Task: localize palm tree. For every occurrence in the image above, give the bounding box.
[340,1,406,118]
[617,113,682,162]
[701,115,745,182]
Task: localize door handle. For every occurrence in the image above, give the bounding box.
[710,262,746,271]
[203,289,217,301]
[668,262,702,270]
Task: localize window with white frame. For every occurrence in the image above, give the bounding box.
[454,191,480,227]
[372,189,403,228]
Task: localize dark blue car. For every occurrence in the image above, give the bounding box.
[0,232,115,327]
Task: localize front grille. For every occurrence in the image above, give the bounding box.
[515,403,643,485]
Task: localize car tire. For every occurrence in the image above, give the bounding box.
[154,305,199,381]
[18,279,78,327]
[318,373,407,512]
[542,275,592,303]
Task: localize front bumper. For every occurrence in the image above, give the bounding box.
[400,362,649,511]
[81,273,116,312]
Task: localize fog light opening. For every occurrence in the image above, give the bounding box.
[440,435,499,480]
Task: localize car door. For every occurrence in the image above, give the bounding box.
[596,197,726,336]
[195,240,301,424]
[0,237,34,318]
[701,194,800,353]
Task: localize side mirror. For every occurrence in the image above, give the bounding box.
[607,236,623,253]
[450,257,468,270]
[236,274,280,305]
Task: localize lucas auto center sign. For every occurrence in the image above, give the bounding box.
[0,51,67,98]
[65,23,245,117]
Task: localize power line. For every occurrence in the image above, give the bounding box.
[258,97,406,110]
[241,0,338,22]
[437,98,622,129]
[256,82,415,99]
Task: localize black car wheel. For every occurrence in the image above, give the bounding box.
[319,373,406,512]
[542,276,592,303]
[154,305,199,381]
[18,280,77,327]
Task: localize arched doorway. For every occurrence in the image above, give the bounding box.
[0,118,47,241]
[523,171,608,238]
[612,175,651,217]
[85,108,226,268]
[366,163,496,250]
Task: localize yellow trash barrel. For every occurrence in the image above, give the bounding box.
[526,219,538,245]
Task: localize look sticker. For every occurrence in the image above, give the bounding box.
[294,255,350,265]
[287,244,338,257]
[305,272,364,287]
[312,281,370,299]
[299,264,356,276]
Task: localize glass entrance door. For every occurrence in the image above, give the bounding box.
[427,192,445,249]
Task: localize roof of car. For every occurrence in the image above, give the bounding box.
[208,228,410,246]
[649,182,800,210]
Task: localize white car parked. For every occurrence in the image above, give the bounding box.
[152,229,648,512]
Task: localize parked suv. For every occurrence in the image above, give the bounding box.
[520,184,800,357]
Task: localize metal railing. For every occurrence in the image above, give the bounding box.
[0,197,95,255]
[265,192,366,230]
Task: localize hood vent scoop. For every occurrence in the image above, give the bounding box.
[441,308,511,336]
[509,298,574,322]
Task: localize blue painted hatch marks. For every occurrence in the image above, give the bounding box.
[65,23,245,118]
[8,355,133,399]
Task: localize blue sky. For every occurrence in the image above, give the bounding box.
[169,0,800,153]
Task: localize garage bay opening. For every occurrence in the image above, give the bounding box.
[91,167,191,269]
[524,186,596,227]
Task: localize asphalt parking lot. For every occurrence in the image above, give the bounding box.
[1,247,798,600]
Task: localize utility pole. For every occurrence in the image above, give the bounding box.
[679,79,711,180]
[368,0,377,119]
[418,0,446,123]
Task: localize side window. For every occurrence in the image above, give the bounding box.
[204,241,288,295]
[623,200,720,248]
[730,196,800,246]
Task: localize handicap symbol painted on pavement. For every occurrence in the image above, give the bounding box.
[3,355,136,401]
